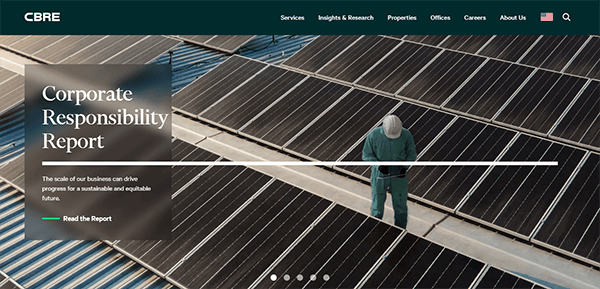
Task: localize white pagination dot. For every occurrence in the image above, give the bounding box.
[270,274,277,281]
[310,274,317,281]
[297,274,304,281]
[283,274,291,281]
[323,274,330,281]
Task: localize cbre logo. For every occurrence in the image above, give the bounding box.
[24,12,61,22]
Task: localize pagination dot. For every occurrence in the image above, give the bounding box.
[270,274,277,281]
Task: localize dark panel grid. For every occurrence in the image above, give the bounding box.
[200,66,306,130]
[205,35,255,52]
[356,42,441,94]
[534,154,599,263]
[76,35,147,64]
[240,77,351,147]
[58,35,128,64]
[478,35,540,62]
[440,35,493,54]
[476,267,536,288]
[117,165,273,273]
[338,102,455,179]
[283,35,362,73]
[565,37,600,79]
[286,90,399,161]
[101,35,164,64]
[520,35,588,71]
[399,51,486,106]
[318,35,400,83]
[387,35,405,40]
[175,56,267,115]
[170,181,330,289]
[40,36,106,64]
[364,234,485,288]
[410,118,516,209]
[171,143,220,193]
[494,71,587,134]
[0,280,19,289]
[444,60,534,120]
[178,35,215,44]
[551,81,599,148]
[260,205,397,289]
[404,35,449,46]
[460,135,586,236]
[124,37,181,64]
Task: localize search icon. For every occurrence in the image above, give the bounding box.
[562,13,571,21]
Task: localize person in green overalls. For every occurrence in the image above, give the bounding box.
[362,115,417,229]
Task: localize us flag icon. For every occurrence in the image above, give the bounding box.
[541,12,553,21]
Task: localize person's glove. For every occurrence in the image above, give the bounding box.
[399,167,407,178]
[379,165,389,175]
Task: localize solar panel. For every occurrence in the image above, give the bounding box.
[317,35,401,83]
[410,118,517,209]
[493,70,588,135]
[282,35,361,73]
[239,77,351,147]
[170,139,220,193]
[0,279,19,289]
[475,266,539,288]
[533,153,599,264]
[337,102,455,179]
[103,36,181,64]
[37,36,105,64]
[172,56,267,115]
[550,81,599,149]
[404,35,449,46]
[200,66,307,130]
[67,35,147,64]
[355,42,441,94]
[478,35,540,62]
[398,51,486,106]
[362,233,485,288]
[439,35,493,54]
[205,35,256,53]
[564,37,600,79]
[168,180,331,288]
[284,89,400,161]
[387,35,405,40]
[443,60,534,120]
[519,35,588,71]
[178,35,256,53]
[258,205,399,289]
[458,135,586,238]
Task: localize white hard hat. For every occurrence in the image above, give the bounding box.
[383,115,402,139]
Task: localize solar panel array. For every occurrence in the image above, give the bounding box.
[283,35,599,151]
[177,35,256,53]
[0,35,181,65]
[174,48,599,267]
[111,138,546,289]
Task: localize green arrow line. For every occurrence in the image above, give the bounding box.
[42,217,61,220]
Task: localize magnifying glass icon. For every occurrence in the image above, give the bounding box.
[562,13,571,21]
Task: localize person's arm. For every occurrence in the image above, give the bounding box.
[406,132,417,162]
[404,131,417,171]
[362,133,378,162]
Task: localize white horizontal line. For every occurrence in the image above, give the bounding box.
[41,161,558,166]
